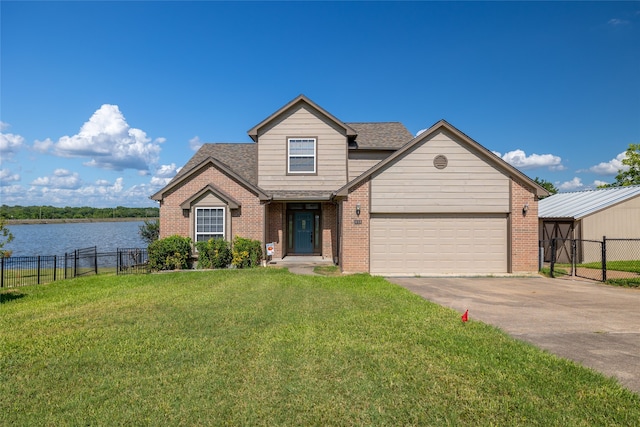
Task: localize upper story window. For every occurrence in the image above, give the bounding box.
[195,207,225,242]
[288,138,316,174]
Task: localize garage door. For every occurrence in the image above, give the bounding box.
[370,214,507,275]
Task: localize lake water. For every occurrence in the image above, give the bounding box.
[4,221,147,257]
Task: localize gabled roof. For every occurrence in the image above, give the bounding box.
[172,143,258,185]
[347,122,413,150]
[180,184,241,210]
[150,147,269,202]
[539,185,640,219]
[334,119,549,198]
[247,94,357,141]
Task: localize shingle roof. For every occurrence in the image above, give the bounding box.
[539,185,640,219]
[269,190,334,201]
[173,143,258,185]
[346,122,414,149]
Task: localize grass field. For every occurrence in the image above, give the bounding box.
[1,269,639,425]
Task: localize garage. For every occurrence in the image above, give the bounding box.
[370,214,508,275]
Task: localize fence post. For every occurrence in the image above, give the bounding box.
[37,256,41,285]
[74,250,78,278]
[571,240,576,277]
[54,255,57,282]
[1,256,4,288]
[550,238,556,278]
[602,236,607,282]
[94,246,98,275]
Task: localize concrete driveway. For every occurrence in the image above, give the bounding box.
[388,276,640,394]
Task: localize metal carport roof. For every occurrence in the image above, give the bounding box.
[539,185,640,219]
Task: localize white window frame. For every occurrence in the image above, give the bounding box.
[287,138,316,174]
[195,207,225,242]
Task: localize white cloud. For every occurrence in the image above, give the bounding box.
[0,168,20,184]
[593,180,610,187]
[558,177,584,191]
[31,169,82,189]
[416,129,427,137]
[586,151,628,175]
[50,104,163,172]
[189,136,203,151]
[33,138,54,153]
[149,163,179,188]
[608,18,630,26]
[0,121,9,131]
[494,149,564,170]
[0,125,25,163]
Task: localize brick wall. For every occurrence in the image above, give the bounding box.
[266,203,284,258]
[159,164,264,243]
[322,202,337,262]
[339,179,370,273]
[511,178,539,272]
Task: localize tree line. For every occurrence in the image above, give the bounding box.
[0,205,159,220]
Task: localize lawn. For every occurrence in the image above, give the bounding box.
[1,269,639,425]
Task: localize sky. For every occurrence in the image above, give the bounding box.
[1,1,639,208]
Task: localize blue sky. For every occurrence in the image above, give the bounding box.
[1,1,639,208]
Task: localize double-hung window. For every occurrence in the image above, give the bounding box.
[195,207,225,242]
[288,138,316,174]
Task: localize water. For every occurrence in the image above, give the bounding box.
[4,221,147,257]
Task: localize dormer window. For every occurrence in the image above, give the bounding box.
[288,138,316,174]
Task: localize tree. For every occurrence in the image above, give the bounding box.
[139,219,160,246]
[534,177,558,197]
[609,143,640,187]
[0,218,14,257]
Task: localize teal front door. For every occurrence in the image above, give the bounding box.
[294,212,314,253]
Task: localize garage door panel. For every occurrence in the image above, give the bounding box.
[370,215,507,275]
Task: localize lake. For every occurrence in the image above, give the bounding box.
[4,221,148,257]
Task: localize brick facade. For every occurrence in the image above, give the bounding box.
[322,202,338,262]
[266,202,284,258]
[159,165,264,243]
[510,178,539,272]
[339,179,370,273]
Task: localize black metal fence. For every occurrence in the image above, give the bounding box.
[1,247,149,288]
[542,237,640,283]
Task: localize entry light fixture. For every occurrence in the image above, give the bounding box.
[356,203,361,216]
[523,203,529,214]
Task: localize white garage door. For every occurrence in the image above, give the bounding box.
[370,214,507,275]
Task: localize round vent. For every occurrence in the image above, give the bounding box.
[433,155,448,169]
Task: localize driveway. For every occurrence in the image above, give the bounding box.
[388,276,640,394]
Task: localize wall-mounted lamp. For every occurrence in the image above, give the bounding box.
[356,203,361,216]
[522,203,529,214]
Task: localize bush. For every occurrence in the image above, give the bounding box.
[148,235,193,271]
[231,237,263,269]
[139,219,160,246]
[196,238,232,269]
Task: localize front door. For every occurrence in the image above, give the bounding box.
[294,212,314,253]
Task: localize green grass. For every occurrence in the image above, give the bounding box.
[313,264,341,276]
[578,260,640,274]
[1,270,639,425]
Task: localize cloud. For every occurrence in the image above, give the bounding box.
[189,136,203,151]
[0,168,20,184]
[149,163,179,187]
[558,177,584,191]
[33,138,54,153]
[585,151,628,175]
[49,104,163,172]
[608,18,630,26]
[416,129,427,137]
[31,169,82,190]
[593,180,610,187]
[494,149,564,170]
[0,124,25,163]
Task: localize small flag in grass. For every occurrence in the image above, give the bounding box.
[461,309,469,323]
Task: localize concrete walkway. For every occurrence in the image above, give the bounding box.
[267,256,334,275]
[388,276,640,394]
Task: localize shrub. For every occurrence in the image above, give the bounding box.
[196,238,232,269]
[231,237,263,269]
[148,235,193,271]
[139,219,160,246]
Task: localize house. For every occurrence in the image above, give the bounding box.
[151,95,547,275]
[539,185,640,262]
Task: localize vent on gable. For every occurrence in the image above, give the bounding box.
[433,155,448,170]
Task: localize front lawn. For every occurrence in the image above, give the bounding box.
[1,269,638,425]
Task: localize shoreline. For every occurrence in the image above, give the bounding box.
[6,217,158,225]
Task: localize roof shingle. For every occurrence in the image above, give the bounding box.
[346,122,414,149]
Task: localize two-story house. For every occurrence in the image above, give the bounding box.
[151,95,547,275]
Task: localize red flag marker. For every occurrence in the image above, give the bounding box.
[461,309,469,323]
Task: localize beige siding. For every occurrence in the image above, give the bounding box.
[370,130,509,213]
[257,105,348,191]
[581,196,640,240]
[348,151,390,181]
[370,214,507,275]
